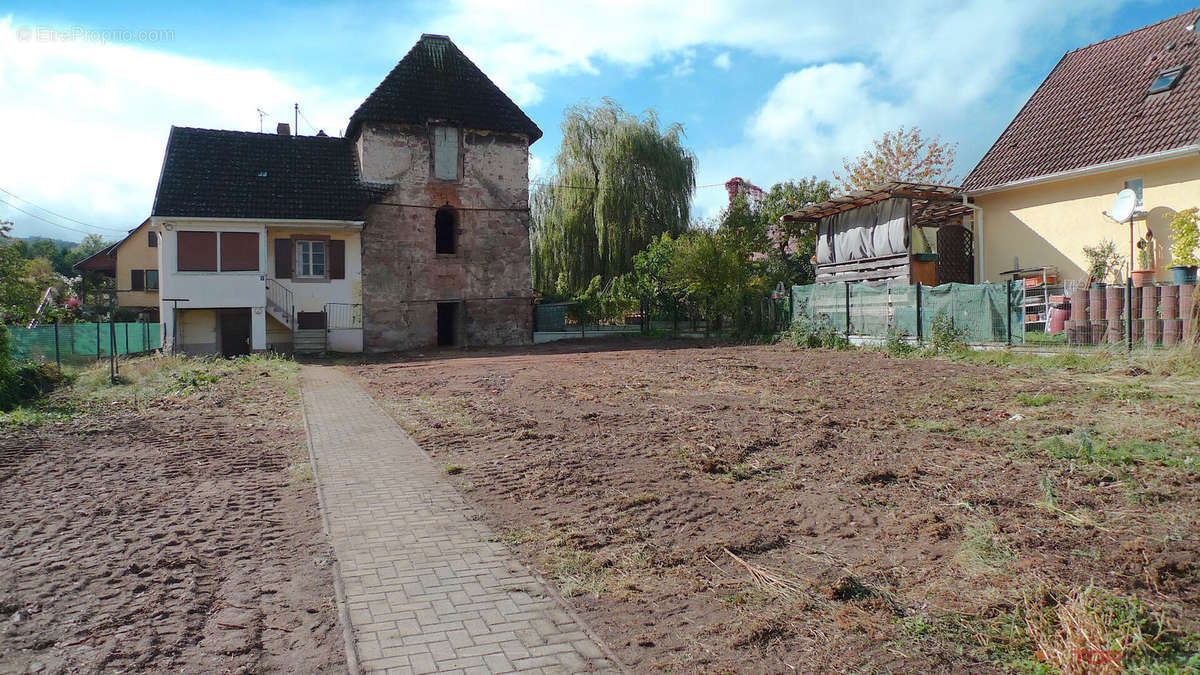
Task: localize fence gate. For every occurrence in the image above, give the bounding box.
[937,226,974,285]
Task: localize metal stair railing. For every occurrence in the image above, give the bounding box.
[265,279,294,329]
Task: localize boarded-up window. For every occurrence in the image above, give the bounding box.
[177,231,218,271]
[433,126,459,180]
[220,232,259,271]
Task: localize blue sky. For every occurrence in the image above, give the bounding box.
[2,0,1197,241]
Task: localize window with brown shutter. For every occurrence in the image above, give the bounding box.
[220,232,259,271]
[130,269,144,291]
[177,231,218,271]
[329,239,345,280]
[148,231,157,247]
[274,238,292,279]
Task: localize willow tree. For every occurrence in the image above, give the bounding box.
[531,99,696,297]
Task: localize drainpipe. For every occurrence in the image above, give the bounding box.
[963,195,983,282]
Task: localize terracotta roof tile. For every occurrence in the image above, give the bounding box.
[963,9,1200,192]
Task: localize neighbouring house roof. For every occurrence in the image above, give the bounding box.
[347,34,542,142]
[963,9,1200,193]
[72,218,151,274]
[151,127,389,220]
[73,246,116,274]
[782,182,973,228]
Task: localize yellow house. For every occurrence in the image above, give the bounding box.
[113,218,160,315]
[964,9,1200,284]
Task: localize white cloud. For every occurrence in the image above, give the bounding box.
[713,52,731,71]
[0,16,357,238]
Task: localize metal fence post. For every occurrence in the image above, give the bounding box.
[844,281,851,335]
[1006,281,1013,346]
[1126,278,1133,353]
[915,283,923,345]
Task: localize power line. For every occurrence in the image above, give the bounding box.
[0,197,120,238]
[0,186,126,234]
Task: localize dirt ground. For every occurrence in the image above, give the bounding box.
[354,338,1200,673]
[0,358,344,674]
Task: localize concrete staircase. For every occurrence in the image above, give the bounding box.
[293,328,326,355]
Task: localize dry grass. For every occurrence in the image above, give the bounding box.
[1023,586,1178,675]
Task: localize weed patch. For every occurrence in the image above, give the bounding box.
[957,521,1014,573]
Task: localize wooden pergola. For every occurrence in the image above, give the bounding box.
[782,182,976,285]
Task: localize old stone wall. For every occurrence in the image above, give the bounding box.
[359,122,533,351]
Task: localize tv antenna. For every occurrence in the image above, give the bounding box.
[256,107,270,132]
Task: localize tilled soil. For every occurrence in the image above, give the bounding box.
[0,365,344,673]
[354,338,1200,673]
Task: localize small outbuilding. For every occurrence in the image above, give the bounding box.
[782,181,977,285]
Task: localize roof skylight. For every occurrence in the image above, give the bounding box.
[1147,65,1186,95]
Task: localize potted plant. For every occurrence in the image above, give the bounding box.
[1082,239,1125,288]
[1132,235,1156,287]
[1169,207,1199,285]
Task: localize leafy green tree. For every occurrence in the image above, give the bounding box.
[834,126,957,192]
[531,98,696,297]
[718,177,833,287]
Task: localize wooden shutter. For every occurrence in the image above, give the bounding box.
[148,231,157,247]
[274,238,292,279]
[219,232,259,271]
[130,269,144,291]
[177,231,218,271]
[329,239,345,280]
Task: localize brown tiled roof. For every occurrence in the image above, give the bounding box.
[963,9,1200,192]
[347,34,542,142]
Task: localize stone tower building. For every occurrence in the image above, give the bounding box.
[352,34,542,351]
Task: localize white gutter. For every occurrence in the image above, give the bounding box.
[962,195,984,282]
[965,144,1200,196]
[150,216,364,230]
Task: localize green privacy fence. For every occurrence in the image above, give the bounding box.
[791,282,1025,345]
[7,322,161,364]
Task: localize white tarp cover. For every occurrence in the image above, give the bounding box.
[816,197,910,264]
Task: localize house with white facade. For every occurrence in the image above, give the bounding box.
[150,34,541,355]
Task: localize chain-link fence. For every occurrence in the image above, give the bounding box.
[7,322,161,365]
[791,281,1025,345]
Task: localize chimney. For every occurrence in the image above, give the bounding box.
[277,122,291,136]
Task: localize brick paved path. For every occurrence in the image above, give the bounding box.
[300,365,620,674]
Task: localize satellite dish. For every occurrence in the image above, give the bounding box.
[1112,189,1138,222]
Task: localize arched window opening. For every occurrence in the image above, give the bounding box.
[435,207,457,254]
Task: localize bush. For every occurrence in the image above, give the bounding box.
[0,359,67,411]
[927,312,969,354]
[780,312,849,350]
[885,330,918,357]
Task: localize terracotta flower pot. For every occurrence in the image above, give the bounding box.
[1131,270,1155,288]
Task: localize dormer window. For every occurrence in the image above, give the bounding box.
[1147,65,1186,95]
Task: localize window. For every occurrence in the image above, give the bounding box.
[148,231,157,247]
[295,240,327,278]
[433,126,460,180]
[435,207,457,254]
[219,232,260,271]
[1124,178,1144,207]
[177,231,218,271]
[176,231,260,272]
[1147,66,1186,95]
[145,269,159,290]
